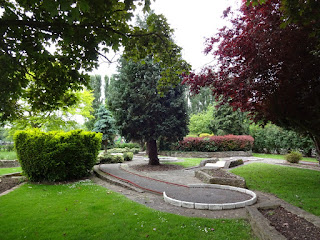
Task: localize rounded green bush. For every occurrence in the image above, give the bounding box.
[99,153,124,163]
[123,152,133,161]
[285,151,302,163]
[14,129,102,182]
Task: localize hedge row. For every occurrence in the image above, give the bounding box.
[173,135,254,152]
[14,129,102,182]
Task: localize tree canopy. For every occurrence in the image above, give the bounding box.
[0,1,188,123]
[93,105,117,151]
[108,57,188,165]
[183,0,320,159]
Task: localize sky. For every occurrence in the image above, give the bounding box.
[90,0,241,77]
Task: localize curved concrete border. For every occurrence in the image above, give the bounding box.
[163,184,257,210]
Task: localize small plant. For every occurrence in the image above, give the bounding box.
[99,153,124,164]
[123,152,133,161]
[285,151,302,163]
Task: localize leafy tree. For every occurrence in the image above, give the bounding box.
[92,105,117,152]
[183,0,320,160]
[9,89,94,135]
[247,0,320,54]
[1,1,192,123]
[187,87,214,115]
[123,12,191,93]
[250,123,315,156]
[84,75,103,130]
[90,75,103,110]
[188,105,214,135]
[210,102,250,136]
[108,57,188,165]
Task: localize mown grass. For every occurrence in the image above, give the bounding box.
[0,180,257,240]
[0,151,17,160]
[252,153,318,163]
[230,163,320,216]
[0,167,22,176]
[167,158,205,168]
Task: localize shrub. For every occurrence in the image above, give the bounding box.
[199,133,214,138]
[99,153,124,163]
[249,123,314,155]
[173,135,254,152]
[14,129,102,182]
[123,152,133,161]
[285,151,302,163]
[115,142,140,149]
[108,147,139,154]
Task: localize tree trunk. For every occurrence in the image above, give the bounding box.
[147,139,160,165]
[312,136,320,164]
[103,140,108,153]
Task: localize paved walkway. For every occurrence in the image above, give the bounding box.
[98,164,253,205]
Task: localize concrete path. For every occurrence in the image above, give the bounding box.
[95,155,259,211]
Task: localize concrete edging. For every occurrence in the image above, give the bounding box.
[246,200,320,240]
[93,165,145,193]
[163,183,257,210]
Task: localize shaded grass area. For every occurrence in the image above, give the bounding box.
[0,151,17,160]
[252,153,318,163]
[0,180,257,240]
[0,167,22,176]
[168,158,205,168]
[230,163,320,216]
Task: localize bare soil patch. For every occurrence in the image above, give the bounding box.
[260,206,320,240]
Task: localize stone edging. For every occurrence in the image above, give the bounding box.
[0,182,26,197]
[163,183,257,210]
[0,160,20,168]
[246,200,320,240]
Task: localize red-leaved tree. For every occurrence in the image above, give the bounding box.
[182,0,320,161]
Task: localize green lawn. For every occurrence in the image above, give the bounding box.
[167,158,205,168]
[0,151,17,160]
[230,163,320,216]
[252,153,318,163]
[0,180,256,240]
[0,167,22,176]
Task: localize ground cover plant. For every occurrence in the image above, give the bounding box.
[252,153,318,163]
[230,163,320,216]
[0,151,17,160]
[0,167,22,176]
[0,180,257,240]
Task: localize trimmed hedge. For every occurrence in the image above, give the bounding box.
[14,129,102,182]
[173,135,254,152]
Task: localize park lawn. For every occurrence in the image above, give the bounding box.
[0,180,257,240]
[168,158,205,168]
[252,153,318,163]
[0,151,17,160]
[0,167,22,176]
[230,163,320,216]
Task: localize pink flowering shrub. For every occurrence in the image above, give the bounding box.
[174,135,254,152]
